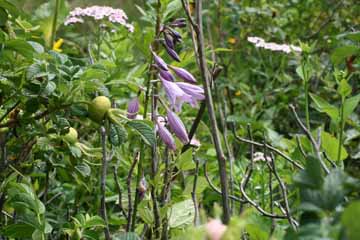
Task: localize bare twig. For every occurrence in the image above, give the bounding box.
[100,126,111,240]
[192,151,200,226]
[232,126,304,170]
[269,153,296,230]
[127,151,140,232]
[182,0,231,223]
[289,104,329,174]
[113,166,127,218]
[204,162,246,203]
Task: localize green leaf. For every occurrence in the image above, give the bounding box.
[126,120,155,147]
[5,39,35,59]
[321,131,348,161]
[2,224,35,238]
[169,199,195,228]
[0,7,8,26]
[331,45,360,65]
[342,201,360,240]
[309,93,339,121]
[109,123,127,146]
[294,155,323,189]
[75,163,91,177]
[83,216,105,229]
[343,94,360,120]
[177,149,195,171]
[337,79,352,98]
[113,232,140,240]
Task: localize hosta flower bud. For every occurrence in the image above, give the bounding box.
[138,177,147,200]
[127,97,139,119]
[157,120,176,150]
[164,32,175,50]
[162,42,181,62]
[169,18,187,28]
[152,51,169,71]
[167,111,189,144]
[159,69,175,82]
[169,65,197,83]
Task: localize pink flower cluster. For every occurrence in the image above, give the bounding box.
[64,6,134,32]
[247,36,302,54]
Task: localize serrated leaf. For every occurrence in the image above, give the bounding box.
[168,199,195,228]
[126,120,155,147]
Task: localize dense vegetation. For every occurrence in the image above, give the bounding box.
[0,0,359,239]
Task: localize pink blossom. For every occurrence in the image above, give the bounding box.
[205,219,227,240]
[64,5,134,32]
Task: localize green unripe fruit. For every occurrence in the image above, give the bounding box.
[88,96,111,123]
[63,127,78,144]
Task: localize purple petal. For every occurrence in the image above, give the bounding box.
[169,66,197,83]
[157,122,176,150]
[163,42,181,62]
[167,111,189,144]
[176,82,205,107]
[164,32,175,50]
[152,52,168,71]
[160,76,192,112]
[127,97,139,119]
[169,18,187,28]
[160,70,175,82]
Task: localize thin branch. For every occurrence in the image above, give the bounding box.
[204,162,246,203]
[113,166,127,218]
[127,151,140,232]
[269,153,296,230]
[232,126,304,170]
[289,104,329,174]
[192,151,200,226]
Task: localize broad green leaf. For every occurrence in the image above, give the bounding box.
[342,201,360,240]
[169,199,195,228]
[5,39,35,59]
[293,155,323,189]
[0,7,8,26]
[83,216,105,228]
[331,45,360,65]
[309,93,339,121]
[177,149,195,171]
[343,94,360,120]
[2,224,35,238]
[337,79,352,98]
[126,120,155,147]
[113,232,141,240]
[321,131,348,161]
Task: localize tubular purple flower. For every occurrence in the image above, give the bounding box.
[160,76,192,112]
[163,42,181,62]
[160,69,175,82]
[176,82,205,107]
[169,18,187,28]
[152,51,169,71]
[164,32,175,50]
[157,120,176,150]
[169,66,197,83]
[167,111,189,144]
[127,97,139,119]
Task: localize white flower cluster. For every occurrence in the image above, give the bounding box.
[247,36,302,54]
[253,152,272,162]
[64,6,134,32]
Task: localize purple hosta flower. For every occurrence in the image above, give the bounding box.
[138,177,147,200]
[159,69,175,82]
[167,111,189,144]
[157,119,176,150]
[162,42,181,62]
[160,76,192,112]
[247,36,302,54]
[164,32,175,50]
[176,82,205,107]
[169,18,187,28]
[167,27,182,43]
[64,6,134,32]
[169,65,197,83]
[152,51,169,71]
[127,97,139,119]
